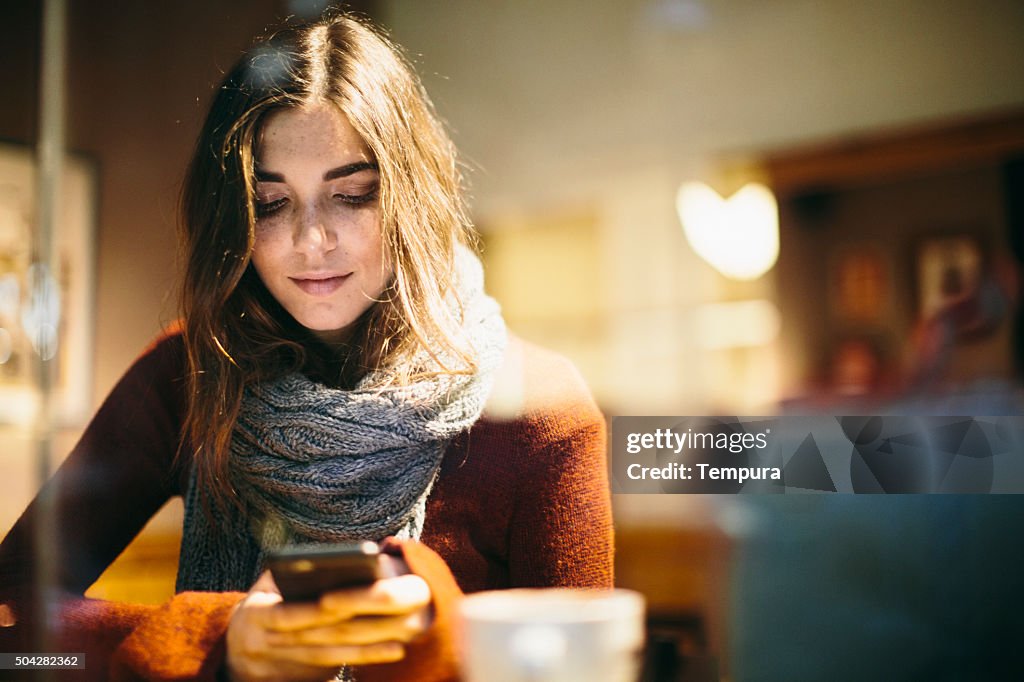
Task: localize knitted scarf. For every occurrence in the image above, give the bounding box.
[176,246,506,593]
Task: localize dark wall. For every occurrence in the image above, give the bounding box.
[778,162,1013,394]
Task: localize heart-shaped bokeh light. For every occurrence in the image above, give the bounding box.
[676,182,779,281]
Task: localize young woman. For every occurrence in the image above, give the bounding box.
[0,12,612,682]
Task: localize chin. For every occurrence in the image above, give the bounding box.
[289,303,376,340]
[296,315,360,341]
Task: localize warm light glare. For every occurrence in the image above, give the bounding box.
[0,328,11,364]
[676,181,779,280]
[19,263,61,360]
[694,299,781,350]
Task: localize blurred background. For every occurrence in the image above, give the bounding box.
[2,1,1024,680]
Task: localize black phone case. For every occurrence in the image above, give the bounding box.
[266,541,381,601]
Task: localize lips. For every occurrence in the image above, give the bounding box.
[290,274,350,296]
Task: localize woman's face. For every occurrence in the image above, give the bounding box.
[250,104,390,346]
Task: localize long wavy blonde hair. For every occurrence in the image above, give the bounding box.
[179,12,476,509]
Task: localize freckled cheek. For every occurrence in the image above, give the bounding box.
[349,215,389,270]
[249,235,288,276]
[252,219,288,247]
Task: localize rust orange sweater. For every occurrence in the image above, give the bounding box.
[0,331,613,680]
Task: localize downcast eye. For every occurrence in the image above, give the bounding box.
[256,197,288,217]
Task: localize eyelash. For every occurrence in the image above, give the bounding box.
[255,198,288,217]
[255,189,379,218]
[336,189,379,206]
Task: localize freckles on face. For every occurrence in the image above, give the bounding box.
[249,104,392,345]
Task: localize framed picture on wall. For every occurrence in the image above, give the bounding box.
[0,142,96,425]
[829,242,889,323]
[914,233,984,321]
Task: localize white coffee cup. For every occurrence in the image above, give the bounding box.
[458,588,645,682]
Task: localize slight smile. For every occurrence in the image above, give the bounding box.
[290,274,351,296]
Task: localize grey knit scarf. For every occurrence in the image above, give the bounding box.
[176,246,506,593]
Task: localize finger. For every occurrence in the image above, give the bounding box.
[229,657,345,682]
[376,553,409,579]
[268,641,406,667]
[320,574,431,617]
[266,611,428,647]
[251,569,279,593]
[258,599,353,633]
[245,590,284,609]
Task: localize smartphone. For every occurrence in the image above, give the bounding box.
[266,540,381,602]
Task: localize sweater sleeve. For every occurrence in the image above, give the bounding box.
[356,540,465,682]
[508,359,614,589]
[109,591,245,681]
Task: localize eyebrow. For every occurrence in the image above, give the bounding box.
[254,161,379,183]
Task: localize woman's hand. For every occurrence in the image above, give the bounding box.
[226,555,431,682]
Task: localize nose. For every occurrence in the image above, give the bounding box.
[293,204,337,255]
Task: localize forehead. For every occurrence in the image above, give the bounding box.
[257,104,372,168]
